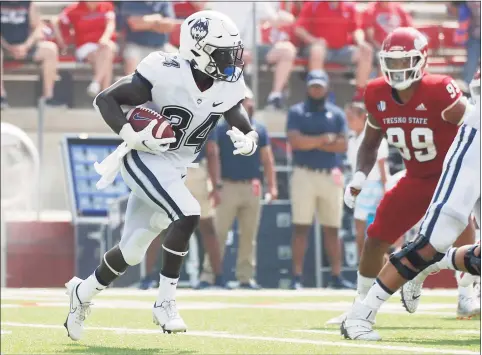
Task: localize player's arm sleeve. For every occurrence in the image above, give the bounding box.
[223,101,257,141]
[135,52,162,88]
[94,73,152,134]
[439,76,467,125]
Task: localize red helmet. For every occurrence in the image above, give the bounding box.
[379,27,429,90]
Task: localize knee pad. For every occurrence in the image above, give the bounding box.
[389,234,445,280]
[119,228,159,266]
[464,244,481,276]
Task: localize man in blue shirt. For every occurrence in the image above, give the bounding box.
[186,131,229,289]
[287,70,354,290]
[120,1,181,75]
[200,88,278,289]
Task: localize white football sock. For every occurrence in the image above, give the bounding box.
[363,280,393,310]
[443,247,458,270]
[157,274,179,303]
[357,271,375,301]
[77,272,106,303]
[267,92,282,100]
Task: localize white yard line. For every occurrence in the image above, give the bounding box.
[0,299,457,316]
[1,322,478,355]
[0,288,459,298]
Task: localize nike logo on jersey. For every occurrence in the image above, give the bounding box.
[412,294,421,300]
[415,103,427,111]
[133,113,152,121]
[212,102,223,107]
[181,174,186,179]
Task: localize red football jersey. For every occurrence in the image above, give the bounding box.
[364,74,463,179]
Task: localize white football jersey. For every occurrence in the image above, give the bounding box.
[136,51,246,167]
[465,97,480,131]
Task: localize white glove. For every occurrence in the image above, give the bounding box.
[344,171,367,209]
[226,126,258,156]
[119,121,176,155]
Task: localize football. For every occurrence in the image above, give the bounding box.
[126,107,175,140]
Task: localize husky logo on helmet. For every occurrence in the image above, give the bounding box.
[190,18,209,42]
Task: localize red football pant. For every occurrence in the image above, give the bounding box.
[367,175,439,244]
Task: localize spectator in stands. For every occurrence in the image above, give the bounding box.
[121,1,181,75]
[173,2,207,19]
[345,102,389,258]
[1,1,62,109]
[208,1,297,110]
[294,2,373,102]
[201,87,277,289]
[449,1,481,85]
[53,1,117,97]
[362,2,412,51]
[287,70,354,290]
[185,132,229,289]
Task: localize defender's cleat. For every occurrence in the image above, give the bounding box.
[456,295,481,319]
[63,277,92,341]
[340,300,381,341]
[400,280,423,314]
[152,300,187,333]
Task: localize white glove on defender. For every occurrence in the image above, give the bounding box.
[344,171,367,209]
[226,126,258,156]
[119,121,176,155]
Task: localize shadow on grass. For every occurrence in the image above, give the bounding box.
[61,343,198,355]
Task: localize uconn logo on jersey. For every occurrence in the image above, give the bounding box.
[190,18,209,43]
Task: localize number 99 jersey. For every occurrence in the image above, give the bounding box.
[364,74,462,179]
[136,51,246,167]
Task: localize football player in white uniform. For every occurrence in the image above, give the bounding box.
[63,11,258,341]
[400,71,481,320]
[341,70,481,341]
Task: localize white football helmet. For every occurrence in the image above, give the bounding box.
[179,10,244,82]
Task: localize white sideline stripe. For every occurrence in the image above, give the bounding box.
[0,288,460,298]
[454,330,480,335]
[1,322,478,355]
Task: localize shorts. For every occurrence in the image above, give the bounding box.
[184,162,214,219]
[299,44,356,66]
[76,42,118,62]
[290,166,344,228]
[367,175,439,244]
[2,44,38,62]
[123,42,177,62]
[120,150,200,226]
[354,180,384,221]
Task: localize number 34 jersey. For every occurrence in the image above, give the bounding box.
[364,74,462,179]
[136,51,246,167]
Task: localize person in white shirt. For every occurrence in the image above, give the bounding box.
[346,102,389,258]
[207,1,296,109]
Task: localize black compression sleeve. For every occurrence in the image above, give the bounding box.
[94,72,153,134]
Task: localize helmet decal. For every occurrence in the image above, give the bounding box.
[190,18,210,42]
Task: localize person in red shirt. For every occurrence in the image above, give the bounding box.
[294,1,373,101]
[362,2,413,50]
[53,1,117,97]
[173,2,206,19]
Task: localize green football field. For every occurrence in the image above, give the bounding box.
[1,288,480,354]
